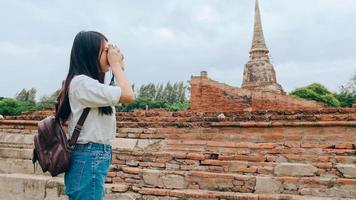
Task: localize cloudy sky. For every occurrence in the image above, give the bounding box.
[0,0,355,100]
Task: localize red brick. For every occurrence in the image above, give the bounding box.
[139,162,165,168]
[268,147,284,154]
[323,135,353,141]
[248,143,277,149]
[303,135,320,141]
[336,178,356,185]
[284,135,303,140]
[201,160,247,166]
[112,158,126,165]
[279,177,298,184]
[110,184,129,192]
[190,171,234,179]
[172,152,187,159]
[186,153,206,160]
[232,180,244,186]
[301,142,323,148]
[138,187,168,196]
[324,149,355,154]
[112,177,125,183]
[107,172,116,177]
[284,142,301,148]
[166,145,205,152]
[225,167,257,173]
[266,155,277,162]
[257,167,273,174]
[121,166,140,174]
[284,154,329,162]
[261,135,284,140]
[312,162,333,169]
[335,156,356,163]
[235,155,266,162]
[335,143,354,149]
[167,139,206,145]
[206,141,237,148]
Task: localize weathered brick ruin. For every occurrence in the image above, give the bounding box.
[1,0,355,199]
[189,71,326,112]
[189,0,325,113]
[0,109,356,199]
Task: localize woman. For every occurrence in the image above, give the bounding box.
[56,31,135,199]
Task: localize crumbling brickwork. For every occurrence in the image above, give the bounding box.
[189,73,326,112]
[1,108,355,199]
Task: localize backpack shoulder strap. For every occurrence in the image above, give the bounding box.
[55,80,65,115]
[68,107,91,146]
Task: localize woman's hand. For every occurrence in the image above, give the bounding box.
[107,44,135,104]
[107,44,125,71]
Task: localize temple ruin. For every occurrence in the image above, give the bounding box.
[190,0,325,112]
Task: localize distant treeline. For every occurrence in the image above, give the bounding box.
[0,73,355,116]
[116,82,190,112]
[0,81,190,116]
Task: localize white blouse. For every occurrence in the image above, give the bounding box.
[67,73,121,145]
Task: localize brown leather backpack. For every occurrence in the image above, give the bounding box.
[32,84,90,177]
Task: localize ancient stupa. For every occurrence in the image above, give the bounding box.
[241,0,285,94]
[189,0,325,112]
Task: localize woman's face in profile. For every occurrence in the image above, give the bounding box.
[99,40,110,72]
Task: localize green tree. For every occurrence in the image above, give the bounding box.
[177,82,187,103]
[289,83,341,107]
[155,83,164,101]
[15,87,37,103]
[36,88,61,110]
[0,98,22,116]
[131,84,135,96]
[116,81,189,112]
[164,82,173,103]
[172,83,179,103]
[165,101,190,112]
[1,87,62,116]
[147,83,156,100]
[334,73,356,107]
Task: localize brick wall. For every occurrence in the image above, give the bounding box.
[1,108,355,199]
[189,74,326,112]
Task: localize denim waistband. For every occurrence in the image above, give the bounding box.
[73,142,112,152]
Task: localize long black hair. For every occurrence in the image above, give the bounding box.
[56,31,113,123]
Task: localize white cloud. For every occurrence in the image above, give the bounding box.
[207,66,243,87]
[193,5,216,22]
[155,27,176,40]
[0,0,355,99]
[276,59,356,92]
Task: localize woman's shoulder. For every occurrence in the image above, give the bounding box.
[72,74,101,85]
[70,75,97,92]
[72,74,94,82]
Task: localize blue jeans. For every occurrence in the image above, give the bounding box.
[64,142,112,200]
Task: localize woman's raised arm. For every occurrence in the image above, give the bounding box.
[107,44,135,104]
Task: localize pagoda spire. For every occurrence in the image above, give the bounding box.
[250,0,269,55]
[241,0,285,94]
